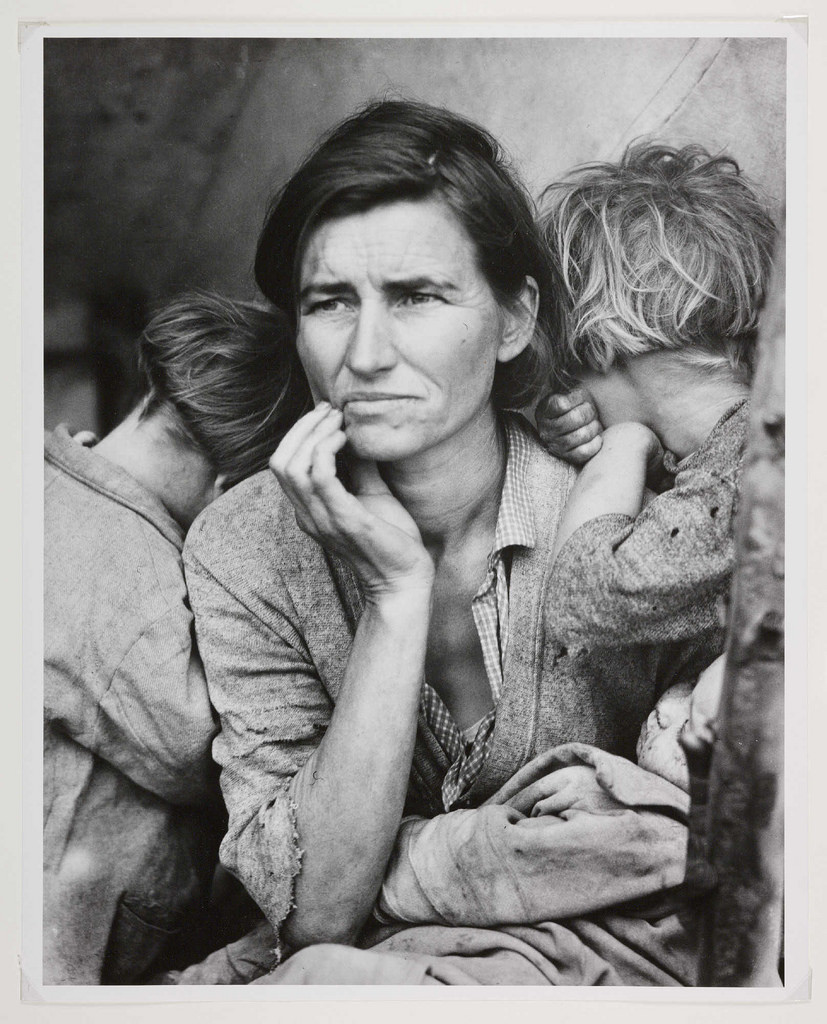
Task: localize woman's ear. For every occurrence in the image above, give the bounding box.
[213,473,230,499]
[496,276,539,365]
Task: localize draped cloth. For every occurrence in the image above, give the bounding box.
[256,743,700,986]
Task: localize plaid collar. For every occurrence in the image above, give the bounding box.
[491,414,536,557]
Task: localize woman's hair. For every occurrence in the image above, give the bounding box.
[540,142,777,385]
[254,99,568,410]
[138,291,311,487]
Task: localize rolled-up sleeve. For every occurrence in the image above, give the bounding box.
[183,545,333,937]
[549,462,738,648]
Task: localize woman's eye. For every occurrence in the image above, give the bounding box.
[401,292,439,307]
[306,298,347,314]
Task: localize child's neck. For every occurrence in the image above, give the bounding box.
[94,406,219,529]
[587,351,749,460]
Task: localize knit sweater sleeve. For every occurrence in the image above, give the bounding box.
[183,523,333,947]
[548,449,741,650]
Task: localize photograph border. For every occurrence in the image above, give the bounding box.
[14,11,811,1013]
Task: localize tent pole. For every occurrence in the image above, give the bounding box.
[686,219,786,987]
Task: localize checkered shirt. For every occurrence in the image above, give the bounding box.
[420,416,536,811]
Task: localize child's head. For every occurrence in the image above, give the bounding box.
[636,681,693,791]
[636,657,726,791]
[540,142,776,390]
[138,291,311,489]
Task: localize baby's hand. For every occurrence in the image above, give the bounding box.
[689,655,726,744]
[536,387,603,466]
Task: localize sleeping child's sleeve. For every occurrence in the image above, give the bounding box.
[548,402,748,649]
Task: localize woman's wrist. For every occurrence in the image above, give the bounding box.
[362,574,435,611]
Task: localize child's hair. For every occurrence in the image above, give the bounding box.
[138,291,311,488]
[540,142,777,387]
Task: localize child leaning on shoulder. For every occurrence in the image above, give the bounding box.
[536,142,776,788]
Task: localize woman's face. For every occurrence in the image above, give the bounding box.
[295,197,535,463]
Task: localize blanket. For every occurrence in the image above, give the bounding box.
[257,744,700,986]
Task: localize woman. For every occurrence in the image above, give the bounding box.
[184,102,707,977]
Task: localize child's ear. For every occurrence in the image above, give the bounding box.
[496,276,539,365]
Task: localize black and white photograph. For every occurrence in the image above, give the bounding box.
[20,21,807,1002]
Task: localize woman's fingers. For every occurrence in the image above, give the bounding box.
[531,793,576,817]
[507,771,570,814]
[271,401,336,473]
[309,426,348,487]
[271,407,350,537]
[508,765,599,814]
[273,407,343,486]
[306,430,368,531]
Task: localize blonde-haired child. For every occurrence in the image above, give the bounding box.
[537,142,776,785]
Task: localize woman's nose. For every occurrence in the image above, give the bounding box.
[344,302,397,375]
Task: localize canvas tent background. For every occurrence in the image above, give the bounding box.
[43,35,786,433]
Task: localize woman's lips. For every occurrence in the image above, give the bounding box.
[341,395,416,414]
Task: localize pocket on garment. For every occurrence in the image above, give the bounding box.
[100,897,182,985]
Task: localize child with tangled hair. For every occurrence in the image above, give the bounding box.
[537,142,777,789]
[44,292,309,985]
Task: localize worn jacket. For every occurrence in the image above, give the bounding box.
[184,420,715,945]
[44,426,222,984]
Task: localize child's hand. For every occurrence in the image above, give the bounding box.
[536,388,603,466]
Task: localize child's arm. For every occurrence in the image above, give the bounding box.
[545,405,747,650]
[551,421,662,561]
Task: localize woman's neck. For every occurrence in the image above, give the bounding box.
[380,406,506,557]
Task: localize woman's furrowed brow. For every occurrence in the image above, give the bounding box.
[300,275,459,300]
[299,280,354,300]
[383,275,459,294]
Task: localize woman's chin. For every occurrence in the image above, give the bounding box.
[344,423,425,463]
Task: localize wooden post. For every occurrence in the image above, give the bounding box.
[695,221,786,986]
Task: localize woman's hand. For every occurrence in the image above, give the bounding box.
[506,765,622,819]
[536,387,603,465]
[270,402,434,598]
